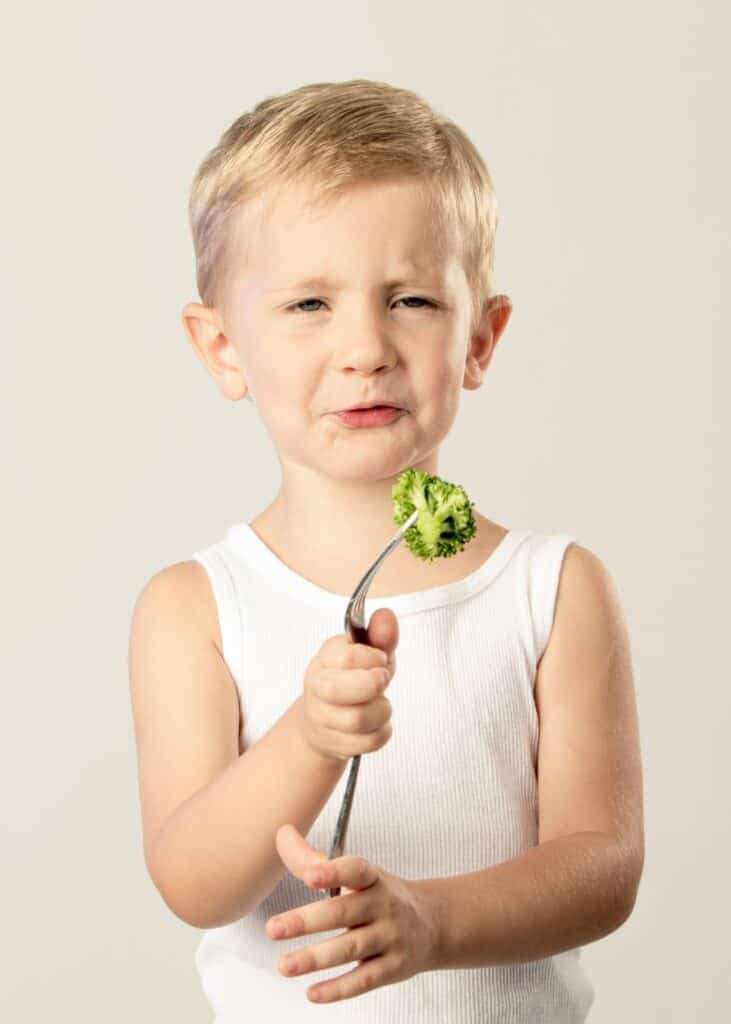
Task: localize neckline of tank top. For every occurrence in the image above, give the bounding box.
[222,522,534,616]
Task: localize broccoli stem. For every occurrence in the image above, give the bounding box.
[416,505,448,547]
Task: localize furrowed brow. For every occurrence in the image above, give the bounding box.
[266,269,441,293]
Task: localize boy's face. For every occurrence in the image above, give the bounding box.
[184,175,510,485]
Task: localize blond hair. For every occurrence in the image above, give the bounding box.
[187,79,499,331]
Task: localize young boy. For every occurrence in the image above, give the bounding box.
[128,79,644,1021]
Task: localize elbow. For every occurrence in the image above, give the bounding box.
[622,859,644,924]
[609,838,645,930]
[146,841,209,929]
[145,837,260,930]
[153,882,206,929]
[612,882,640,931]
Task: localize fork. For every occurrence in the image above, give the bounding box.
[325,507,419,898]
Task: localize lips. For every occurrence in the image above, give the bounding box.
[333,406,405,427]
[340,402,402,412]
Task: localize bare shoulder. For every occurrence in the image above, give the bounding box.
[131,559,223,655]
[128,560,240,868]
[536,540,633,706]
[550,541,628,650]
[534,541,644,900]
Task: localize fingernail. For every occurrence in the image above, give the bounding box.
[310,869,323,886]
[272,920,286,938]
[283,955,299,974]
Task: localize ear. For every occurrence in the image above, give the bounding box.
[181,302,252,402]
[464,294,512,391]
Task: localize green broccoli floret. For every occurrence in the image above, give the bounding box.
[392,468,477,562]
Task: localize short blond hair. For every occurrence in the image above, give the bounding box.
[187,79,499,331]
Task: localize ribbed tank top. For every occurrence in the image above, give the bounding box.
[190,522,595,1022]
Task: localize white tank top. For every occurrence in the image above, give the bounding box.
[190,521,595,1022]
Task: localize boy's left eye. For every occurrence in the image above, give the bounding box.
[394,296,435,309]
[287,296,435,313]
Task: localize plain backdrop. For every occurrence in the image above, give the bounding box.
[3,1,728,1020]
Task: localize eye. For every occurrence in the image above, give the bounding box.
[394,296,436,309]
[286,295,437,313]
[288,298,326,313]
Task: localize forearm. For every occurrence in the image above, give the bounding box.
[149,695,345,929]
[411,831,641,970]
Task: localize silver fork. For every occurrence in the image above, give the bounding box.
[326,508,419,898]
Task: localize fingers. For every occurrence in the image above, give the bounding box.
[304,636,396,760]
[267,860,377,942]
[311,685,391,732]
[320,641,388,671]
[312,640,392,707]
[314,666,390,708]
[306,855,377,894]
[279,922,385,978]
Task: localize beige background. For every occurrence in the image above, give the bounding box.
[3,0,728,1020]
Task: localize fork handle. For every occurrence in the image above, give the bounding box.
[327,753,361,897]
[325,598,370,897]
[326,616,368,897]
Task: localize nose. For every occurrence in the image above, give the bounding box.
[332,304,395,372]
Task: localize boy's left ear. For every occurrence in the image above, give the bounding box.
[465,294,512,388]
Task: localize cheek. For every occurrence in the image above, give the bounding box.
[256,382,320,441]
[421,357,462,397]
[419,366,463,422]
[247,346,310,401]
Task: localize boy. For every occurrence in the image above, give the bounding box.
[129,79,644,1020]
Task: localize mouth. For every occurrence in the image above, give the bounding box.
[338,402,403,413]
[331,405,406,427]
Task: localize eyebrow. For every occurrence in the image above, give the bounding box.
[266,269,441,293]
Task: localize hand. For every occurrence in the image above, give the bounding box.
[299,607,399,764]
[266,824,440,1005]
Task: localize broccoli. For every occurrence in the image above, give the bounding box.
[392,467,477,562]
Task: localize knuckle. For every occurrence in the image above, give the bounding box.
[349,707,367,732]
[368,729,385,750]
[392,950,406,974]
[344,936,359,962]
[334,901,349,928]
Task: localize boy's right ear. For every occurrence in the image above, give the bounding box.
[181,302,250,402]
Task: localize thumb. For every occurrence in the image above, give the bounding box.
[274,824,358,897]
[366,607,399,665]
[274,823,329,875]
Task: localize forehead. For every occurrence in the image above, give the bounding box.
[228,177,461,286]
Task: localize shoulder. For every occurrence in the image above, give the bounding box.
[533,540,644,880]
[536,538,632,703]
[559,540,620,592]
[556,541,626,635]
[130,559,223,656]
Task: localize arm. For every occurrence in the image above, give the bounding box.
[412,543,645,970]
[128,562,346,930]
